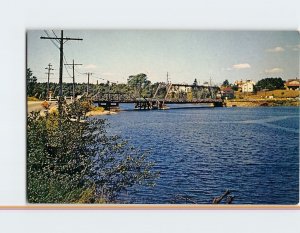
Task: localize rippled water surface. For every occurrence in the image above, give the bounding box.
[98,105,299,204]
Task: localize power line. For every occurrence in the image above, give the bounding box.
[51,30,59,41]
[74,67,85,75]
[63,54,73,78]
[43,30,59,49]
[64,59,83,100]
[84,72,93,95]
[41,30,83,115]
[45,63,54,100]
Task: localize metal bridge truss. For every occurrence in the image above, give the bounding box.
[92,83,222,109]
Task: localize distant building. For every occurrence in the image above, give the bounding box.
[220,87,234,99]
[234,80,255,92]
[241,82,254,93]
[170,84,192,93]
[203,81,209,87]
[285,78,300,90]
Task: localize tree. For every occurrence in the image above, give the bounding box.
[27,68,37,97]
[127,73,151,97]
[256,77,285,91]
[27,100,158,203]
[231,85,238,91]
[193,78,198,86]
[222,79,230,87]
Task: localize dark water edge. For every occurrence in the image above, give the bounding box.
[96,105,299,204]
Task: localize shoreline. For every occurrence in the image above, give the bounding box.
[224,99,299,107]
[85,110,118,116]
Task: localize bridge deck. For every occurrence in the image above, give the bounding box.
[93,99,223,104]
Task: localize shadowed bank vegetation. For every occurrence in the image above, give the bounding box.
[27,100,158,203]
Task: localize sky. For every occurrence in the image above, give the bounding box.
[27,30,299,85]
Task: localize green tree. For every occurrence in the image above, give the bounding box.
[27,100,157,203]
[256,77,285,91]
[127,73,151,97]
[231,85,238,91]
[26,68,37,97]
[193,78,198,86]
[222,79,230,87]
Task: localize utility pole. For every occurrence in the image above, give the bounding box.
[45,63,54,100]
[167,72,169,83]
[64,59,82,101]
[41,30,82,114]
[85,73,93,95]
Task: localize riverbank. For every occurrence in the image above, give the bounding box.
[28,101,119,116]
[44,106,118,116]
[224,99,300,107]
[86,109,118,116]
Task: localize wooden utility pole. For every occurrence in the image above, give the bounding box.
[41,30,82,114]
[166,72,171,84]
[45,63,54,100]
[85,73,93,95]
[64,59,82,101]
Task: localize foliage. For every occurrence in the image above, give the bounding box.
[231,85,238,91]
[256,77,285,91]
[222,79,230,87]
[127,73,151,97]
[27,100,158,203]
[26,68,37,97]
[41,101,50,110]
[91,106,105,112]
[192,78,198,86]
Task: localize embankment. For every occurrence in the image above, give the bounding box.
[225,99,299,107]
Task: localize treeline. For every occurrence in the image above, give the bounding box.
[255,77,285,91]
[222,77,285,91]
[27,69,167,99]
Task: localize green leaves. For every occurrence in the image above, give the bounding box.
[256,77,285,91]
[27,100,157,203]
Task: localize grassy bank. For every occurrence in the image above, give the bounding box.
[225,99,299,107]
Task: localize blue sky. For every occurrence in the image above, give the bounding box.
[27,30,299,85]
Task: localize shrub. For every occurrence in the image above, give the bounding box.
[27,100,157,203]
[41,101,50,110]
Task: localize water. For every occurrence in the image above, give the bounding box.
[97,105,299,204]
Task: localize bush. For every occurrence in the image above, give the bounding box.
[27,100,157,203]
[41,101,50,110]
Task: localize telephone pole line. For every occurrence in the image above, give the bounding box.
[45,63,54,100]
[64,59,82,101]
[85,73,93,95]
[41,30,82,114]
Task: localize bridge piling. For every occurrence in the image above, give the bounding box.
[213,102,224,107]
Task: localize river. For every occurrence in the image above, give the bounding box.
[98,105,299,204]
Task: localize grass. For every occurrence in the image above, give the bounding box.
[234,89,299,99]
[27,96,40,101]
[91,106,105,112]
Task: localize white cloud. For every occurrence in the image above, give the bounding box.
[292,44,300,51]
[266,46,285,52]
[232,63,251,69]
[84,64,97,69]
[265,68,284,74]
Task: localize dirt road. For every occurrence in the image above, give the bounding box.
[27,101,57,113]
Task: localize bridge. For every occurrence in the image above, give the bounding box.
[91,82,223,110]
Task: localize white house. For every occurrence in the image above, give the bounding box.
[241,82,254,93]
